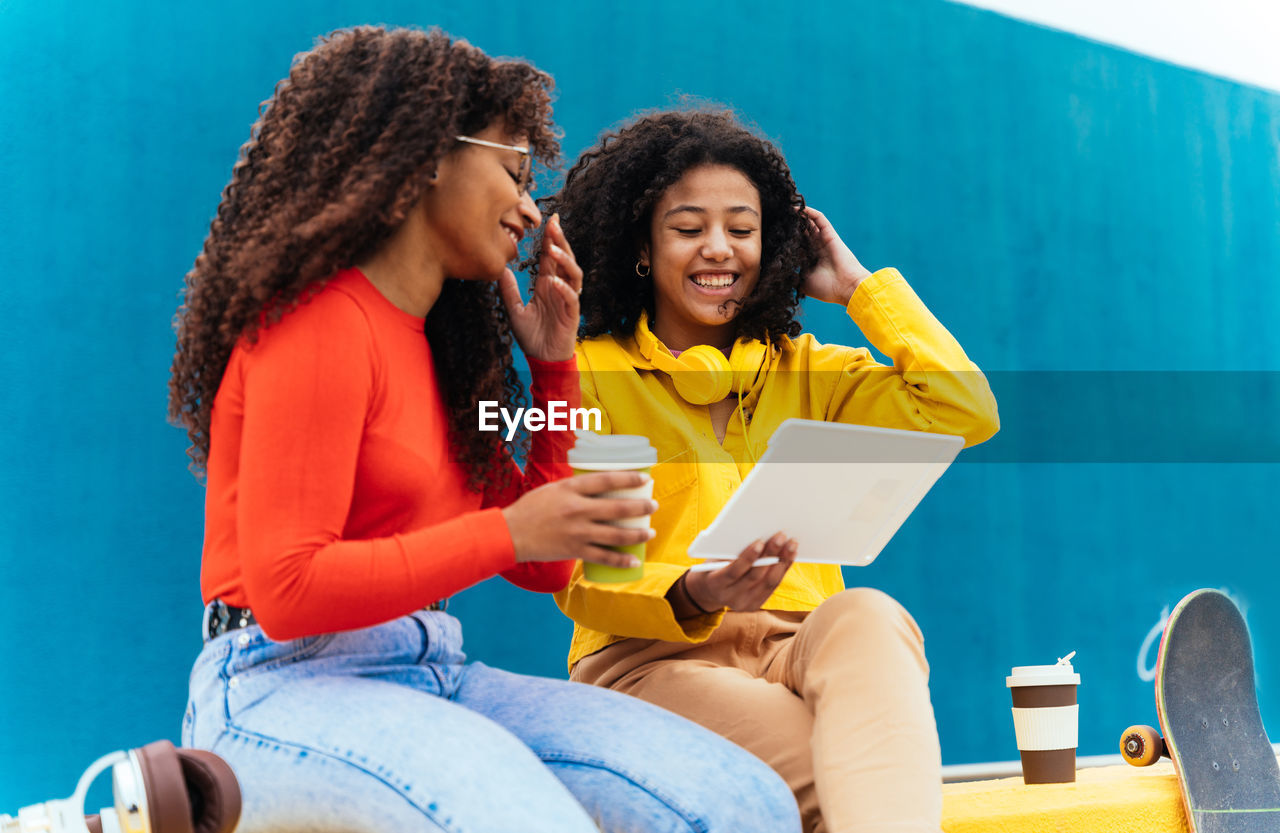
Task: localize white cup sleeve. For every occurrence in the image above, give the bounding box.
[1011,705,1079,751]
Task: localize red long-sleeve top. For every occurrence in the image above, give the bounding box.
[200,268,576,640]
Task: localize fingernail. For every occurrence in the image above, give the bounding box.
[551,244,565,258]
[628,557,641,567]
[645,528,656,540]
[788,540,799,554]
[647,500,659,513]
[753,540,765,554]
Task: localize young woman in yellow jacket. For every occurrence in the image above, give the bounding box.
[538,109,1000,833]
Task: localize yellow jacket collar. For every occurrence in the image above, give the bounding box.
[631,310,782,367]
[631,311,671,368]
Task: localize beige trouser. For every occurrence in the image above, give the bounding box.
[572,589,941,833]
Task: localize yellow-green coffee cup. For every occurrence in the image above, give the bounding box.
[568,432,658,583]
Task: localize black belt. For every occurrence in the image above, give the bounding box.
[206,598,449,640]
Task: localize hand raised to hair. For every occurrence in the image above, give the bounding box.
[499,214,584,362]
[800,206,873,306]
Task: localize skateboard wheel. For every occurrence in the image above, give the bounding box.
[1120,724,1164,766]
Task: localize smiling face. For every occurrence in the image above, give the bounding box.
[420,122,542,280]
[642,164,762,351]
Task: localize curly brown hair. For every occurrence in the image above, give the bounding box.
[533,108,818,345]
[169,26,560,494]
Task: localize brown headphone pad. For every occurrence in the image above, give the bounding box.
[134,740,195,833]
[175,749,242,833]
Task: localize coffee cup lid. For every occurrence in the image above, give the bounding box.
[1006,652,1080,687]
[568,431,658,469]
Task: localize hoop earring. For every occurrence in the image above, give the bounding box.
[635,260,651,278]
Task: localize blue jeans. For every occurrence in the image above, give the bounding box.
[184,608,801,832]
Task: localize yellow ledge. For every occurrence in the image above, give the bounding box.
[943,762,1188,833]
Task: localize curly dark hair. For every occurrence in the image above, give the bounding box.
[169,26,559,494]
[533,108,818,345]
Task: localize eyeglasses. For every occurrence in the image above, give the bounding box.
[455,135,533,195]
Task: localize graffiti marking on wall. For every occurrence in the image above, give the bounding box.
[1137,605,1170,682]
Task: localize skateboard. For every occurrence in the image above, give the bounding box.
[1120,589,1280,832]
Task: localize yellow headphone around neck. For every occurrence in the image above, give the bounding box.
[635,311,771,405]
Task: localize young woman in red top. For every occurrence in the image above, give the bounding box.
[168,27,800,833]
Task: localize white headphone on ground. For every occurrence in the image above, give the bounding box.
[0,740,240,833]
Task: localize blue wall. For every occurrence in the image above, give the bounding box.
[3,0,1279,809]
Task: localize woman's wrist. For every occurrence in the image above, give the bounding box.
[838,267,873,305]
[681,572,718,615]
[525,352,577,368]
[667,572,718,619]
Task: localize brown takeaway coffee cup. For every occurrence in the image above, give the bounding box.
[1006,653,1081,784]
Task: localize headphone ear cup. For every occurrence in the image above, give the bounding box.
[175,750,241,833]
[132,741,194,833]
[665,345,732,405]
[729,339,770,394]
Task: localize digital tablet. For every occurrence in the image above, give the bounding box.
[686,418,965,568]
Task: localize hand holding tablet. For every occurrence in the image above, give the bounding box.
[680,533,797,613]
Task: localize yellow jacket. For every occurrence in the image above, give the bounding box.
[556,268,999,670]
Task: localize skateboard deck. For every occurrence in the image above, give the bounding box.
[1153,589,1280,832]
